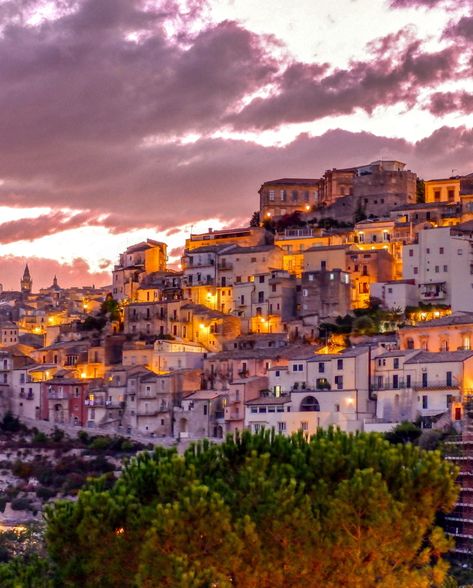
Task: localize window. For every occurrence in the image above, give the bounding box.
[447,394,453,407]
[393,358,399,369]
[269,190,275,201]
[422,372,428,387]
[443,265,448,272]
[259,275,265,283]
[300,421,309,431]
[413,267,418,275]
[280,190,286,201]
[426,248,430,254]
[448,189,455,202]
[435,266,439,273]
[393,375,399,389]
[337,359,343,370]
[409,249,413,257]
[277,422,286,433]
[446,371,453,387]
[434,190,441,202]
[439,247,444,254]
[203,404,208,415]
[334,375,343,390]
[422,395,428,409]
[318,362,325,373]
[406,374,411,388]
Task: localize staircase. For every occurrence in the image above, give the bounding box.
[443,399,473,557]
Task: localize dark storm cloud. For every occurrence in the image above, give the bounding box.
[446,15,473,40]
[428,91,473,115]
[389,0,470,8]
[230,35,462,130]
[0,211,95,243]
[0,0,470,244]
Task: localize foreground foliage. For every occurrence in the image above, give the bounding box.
[36,429,457,587]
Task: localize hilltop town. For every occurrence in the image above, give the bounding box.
[0,159,472,553]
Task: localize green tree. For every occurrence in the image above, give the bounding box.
[40,430,458,587]
[100,294,121,322]
[249,211,260,227]
[417,178,425,203]
[385,421,423,445]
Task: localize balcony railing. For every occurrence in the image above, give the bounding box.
[218,263,233,271]
[371,380,460,391]
[136,410,159,417]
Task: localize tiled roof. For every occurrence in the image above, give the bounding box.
[260,178,321,187]
[404,351,473,364]
[246,395,291,405]
[402,311,473,329]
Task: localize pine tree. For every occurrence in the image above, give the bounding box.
[40,430,457,587]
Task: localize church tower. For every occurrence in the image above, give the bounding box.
[21,264,32,295]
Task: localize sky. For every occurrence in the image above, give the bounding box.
[0,0,472,290]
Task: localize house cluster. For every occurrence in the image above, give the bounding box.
[0,161,473,440]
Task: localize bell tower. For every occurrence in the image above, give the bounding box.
[21,264,32,295]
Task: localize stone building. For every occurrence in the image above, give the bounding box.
[300,269,351,319]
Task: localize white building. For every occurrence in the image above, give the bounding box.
[370,280,417,311]
[402,226,473,310]
[245,347,379,435]
[373,349,473,425]
[153,339,206,373]
[10,367,41,421]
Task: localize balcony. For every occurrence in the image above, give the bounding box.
[276,228,316,239]
[419,282,447,300]
[218,263,233,271]
[136,410,159,417]
[48,391,66,400]
[224,408,241,421]
[371,379,460,392]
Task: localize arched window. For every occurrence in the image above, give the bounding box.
[300,396,320,412]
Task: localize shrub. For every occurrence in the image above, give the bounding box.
[10,497,32,511]
[62,473,86,495]
[0,413,22,433]
[11,461,33,480]
[89,436,113,451]
[50,428,65,443]
[385,422,422,445]
[77,431,90,446]
[36,487,57,501]
[32,432,48,445]
[120,440,134,452]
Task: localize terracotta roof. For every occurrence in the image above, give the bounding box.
[246,395,291,405]
[402,311,473,329]
[260,178,321,187]
[404,351,473,364]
